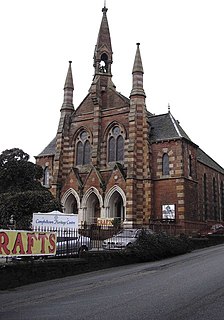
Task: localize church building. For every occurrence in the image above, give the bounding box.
[35,5,224,234]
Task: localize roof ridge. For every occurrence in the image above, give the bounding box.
[169,112,182,137]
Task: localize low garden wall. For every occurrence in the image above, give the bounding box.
[1,235,224,290]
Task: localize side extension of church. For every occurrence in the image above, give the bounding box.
[35,5,224,234]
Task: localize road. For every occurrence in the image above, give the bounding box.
[1,245,224,320]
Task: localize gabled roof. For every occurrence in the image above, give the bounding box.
[148,112,191,142]
[36,137,56,157]
[197,148,224,174]
[114,162,127,180]
[148,111,224,173]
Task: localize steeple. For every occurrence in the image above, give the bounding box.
[61,61,74,112]
[93,4,113,77]
[130,43,145,97]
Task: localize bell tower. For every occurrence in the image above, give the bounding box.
[90,4,115,166]
[93,5,113,78]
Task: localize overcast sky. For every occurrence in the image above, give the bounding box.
[0,0,223,167]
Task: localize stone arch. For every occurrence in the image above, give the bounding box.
[81,187,103,224]
[103,121,127,141]
[61,188,80,214]
[72,126,93,145]
[104,185,126,221]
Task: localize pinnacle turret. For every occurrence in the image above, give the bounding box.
[61,61,74,112]
[130,43,145,97]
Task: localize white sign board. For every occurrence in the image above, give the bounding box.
[162,204,175,220]
[32,211,78,230]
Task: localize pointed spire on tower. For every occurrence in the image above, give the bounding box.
[130,43,145,97]
[93,4,113,77]
[61,61,74,112]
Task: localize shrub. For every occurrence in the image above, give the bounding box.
[126,231,192,262]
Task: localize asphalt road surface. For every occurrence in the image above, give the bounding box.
[1,245,224,320]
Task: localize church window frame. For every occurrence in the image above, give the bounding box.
[213,177,218,220]
[189,155,193,177]
[107,125,125,163]
[43,166,50,187]
[220,181,224,221]
[75,129,92,166]
[203,173,208,220]
[162,153,169,176]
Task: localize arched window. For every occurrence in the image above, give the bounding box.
[108,137,115,162]
[117,136,124,161]
[43,167,49,186]
[84,140,91,165]
[162,153,169,175]
[189,155,192,177]
[221,181,224,221]
[108,125,124,163]
[213,177,217,220]
[203,174,208,220]
[76,130,91,166]
[76,141,83,165]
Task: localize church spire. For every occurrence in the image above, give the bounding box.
[61,61,74,112]
[93,4,113,77]
[130,43,145,97]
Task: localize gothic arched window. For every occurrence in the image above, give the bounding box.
[84,140,91,164]
[221,181,224,221]
[108,137,116,162]
[213,177,217,220]
[162,153,169,175]
[43,166,49,186]
[189,155,192,177]
[108,125,124,163]
[203,173,208,220]
[76,130,91,166]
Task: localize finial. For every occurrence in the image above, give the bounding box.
[136,42,140,47]
[69,61,72,64]
[102,0,108,13]
[168,103,170,112]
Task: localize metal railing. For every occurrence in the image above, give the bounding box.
[54,225,120,257]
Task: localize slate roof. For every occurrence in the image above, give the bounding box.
[148,112,224,173]
[148,112,191,142]
[36,137,56,157]
[197,148,224,174]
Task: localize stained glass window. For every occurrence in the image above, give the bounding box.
[108,126,124,163]
[76,130,91,165]
[162,153,169,175]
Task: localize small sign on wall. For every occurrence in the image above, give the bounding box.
[162,204,175,220]
[97,218,114,227]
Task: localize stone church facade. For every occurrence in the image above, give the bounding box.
[36,5,224,233]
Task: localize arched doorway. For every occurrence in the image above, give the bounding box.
[108,191,124,220]
[63,193,78,214]
[81,187,103,224]
[61,188,80,215]
[85,193,100,224]
[104,186,126,222]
